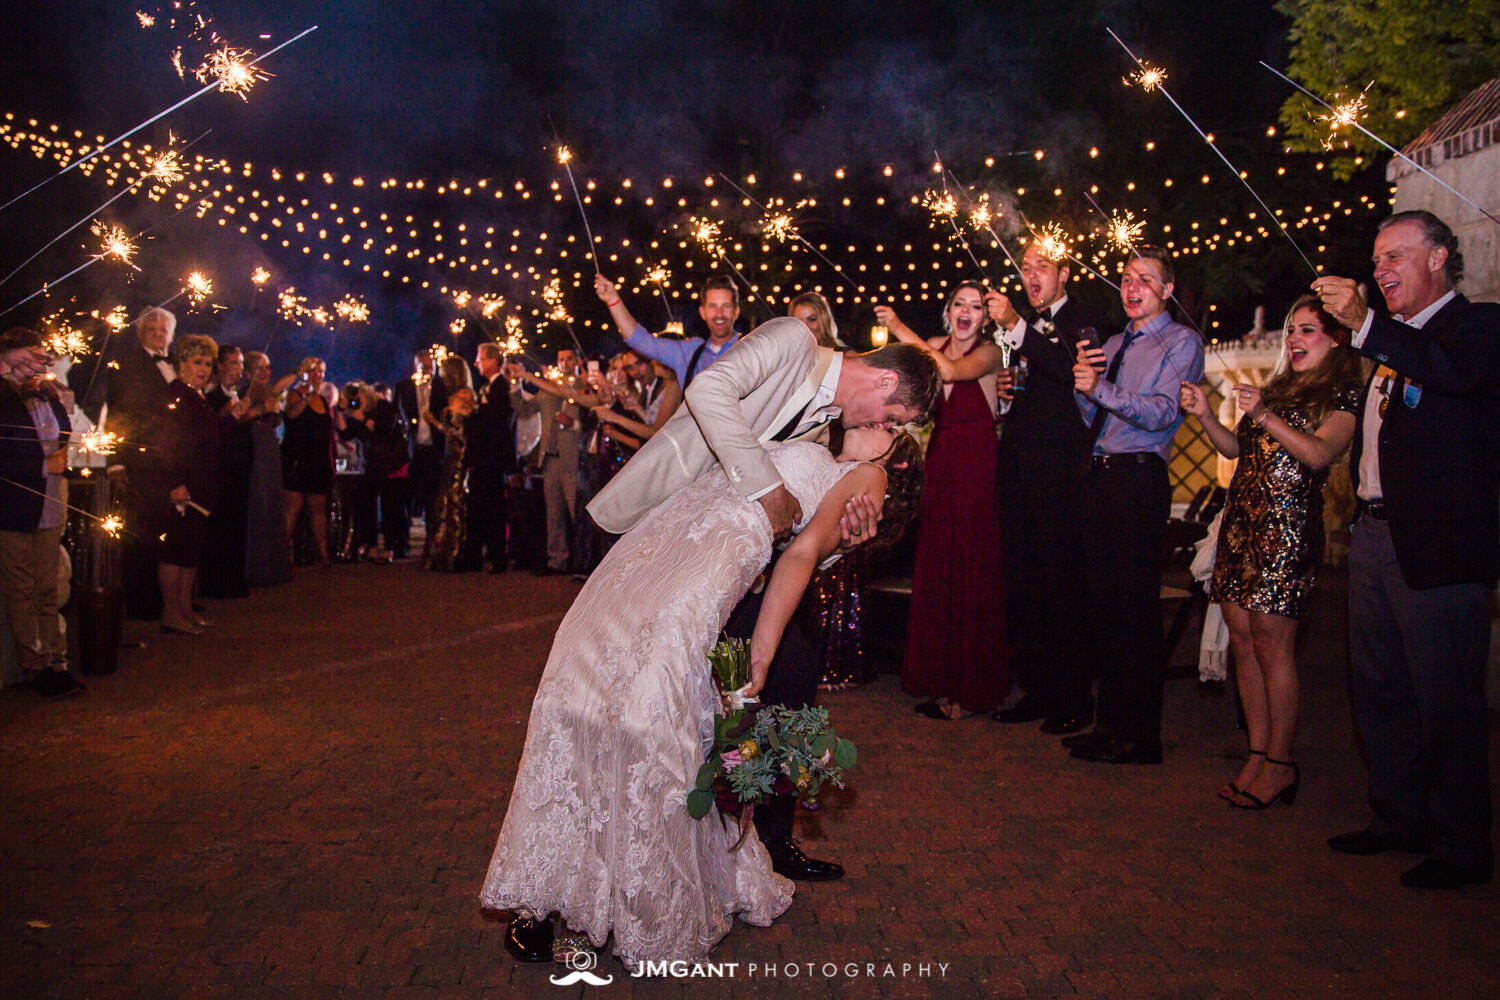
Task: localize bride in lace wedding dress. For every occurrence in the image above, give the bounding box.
[480,431,912,967]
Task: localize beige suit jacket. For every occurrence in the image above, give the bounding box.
[587,317,837,535]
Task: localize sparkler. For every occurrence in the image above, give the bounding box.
[761,209,797,244]
[937,157,1030,295]
[921,189,959,221]
[1125,63,1167,93]
[250,266,270,285]
[194,45,273,101]
[184,270,213,307]
[277,286,306,322]
[967,194,995,233]
[1029,222,1070,264]
[1108,28,1320,276]
[307,306,331,327]
[478,293,505,319]
[79,428,120,457]
[101,305,129,332]
[0,221,143,319]
[450,318,467,337]
[452,289,472,310]
[41,317,90,359]
[716,174,865,296]
[1104,209,1146,254]
[537,276,587,355]
[1259,61,1500,229]
[0,473,130,538]
[498,314,527,359]
[136,11,156,28]
[645,263,677,323]
[98,514,124,538]
[555,143,601,275]
[0,24,318,214]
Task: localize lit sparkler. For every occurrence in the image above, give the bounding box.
[555,142,600,274]
[922,189,959,222]
[645,263,677,323]
[101,305,129,332]
[1030,223,1071,263]
[145,148,184,185]
[1105,210,1146,253]
[1258,61,1500,230]
[137,11,156,28]
[98,514,124,538]
[430,343,451,365]
[92,220,137,267]
[1107,28,1320,276]
[968,194,995,233]
[478,293,505,319]
[277,286,307,322]
[307,306,331,327]
[1318,90,1369,150]
[79,428,120,456]
[250,266,270,285]
[761,209,797,244]
[334,294,369,323]
[452,289,472,309]
[184,270,213,307]
[688,216,723,254]
[41,317,90,359]
[195,45,272,101]
[1125,62,1167,93]
[450,318,467,337]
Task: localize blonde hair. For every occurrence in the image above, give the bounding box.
[788,291,839,348]
[172,333,218,366]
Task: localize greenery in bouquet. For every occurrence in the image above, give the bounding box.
[687,638,857,823]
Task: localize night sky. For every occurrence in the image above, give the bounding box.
[1,0,1388,380]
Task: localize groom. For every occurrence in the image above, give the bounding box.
[504,316,939,961]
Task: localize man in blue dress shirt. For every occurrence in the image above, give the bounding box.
[594,273,741,389]
[1066,247,1204,765]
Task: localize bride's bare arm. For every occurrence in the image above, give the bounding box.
[746,464,886,695]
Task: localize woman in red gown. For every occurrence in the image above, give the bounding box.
[877,281,1009,718]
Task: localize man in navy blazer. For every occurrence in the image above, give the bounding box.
[1316,210,1500,890]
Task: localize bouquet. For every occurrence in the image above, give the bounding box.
[687,638,857,847]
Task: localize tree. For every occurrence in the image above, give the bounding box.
[1274,0,1500,178]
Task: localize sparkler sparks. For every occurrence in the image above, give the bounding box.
[145,148,184,185]
[968,194,995,233]
[540,277,573,324]
[250,266,270,285]
[306,306,330,327]
[79,428,120,457]
[646,265,671,285]
[277,286,307,322]
[184,270,213,307]
[429,343,451,365]
[1105,210,1146,252]
[478,293,505,319]
[556,145,573,166]
[498,315,527,356]
[171,47,185,79]
[98,514,124,538]
[41,317,90,359]
[922,189,959,221]
[195,46,272,101]
[452,289,472,309]
[688,216,723,253]
[1126,62,1167,92]
[1030,223,1071,263]
[450,318,466,337]
[91,220,136,266]
[1317,90,1369,150]
[136,11,156,28]
[100,305,129,332]
[333,294,369,324]
[761,209,797,244]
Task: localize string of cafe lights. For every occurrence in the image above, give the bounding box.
[1,110,1391,335]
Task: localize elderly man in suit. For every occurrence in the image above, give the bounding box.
[1316,211,1499,890]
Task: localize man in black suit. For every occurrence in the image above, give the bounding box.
[985,245,1107,735]
[1316,210,1499,890]
[463,343,514,573]
[395,348,447,534]
[105,307,178,619]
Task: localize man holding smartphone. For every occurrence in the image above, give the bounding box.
[1067,248,1204,765]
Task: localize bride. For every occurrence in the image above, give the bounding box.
[479,429,922,968]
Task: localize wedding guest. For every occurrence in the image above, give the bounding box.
[462,343,514,573]
[986,244,1107,733]
[200,345,252,599]
[136,334,231,634]
[594,273,741,389]
[511,349,582,575]
[282,357,340,568]
[1181,295,1361,808]
[241,351,293,587]
[396,348,448,533]
[590,351,680,443]
[1069,248,1204,764]
[345,382,411,561]
[107,307,178,620]
[1315,211,1499,889]
[877,281,1009,718]
[789,291,844,348]
[0,327,81,697]
[424,386,477,571]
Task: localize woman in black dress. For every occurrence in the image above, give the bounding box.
[281,357,341,567]
[1180,295,1363,809]
[136,334,233,634]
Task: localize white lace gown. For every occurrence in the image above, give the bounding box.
[480,441,858,965]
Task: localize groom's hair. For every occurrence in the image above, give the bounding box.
[856,343,941,416]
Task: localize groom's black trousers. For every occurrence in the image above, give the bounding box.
[723,587,817,845]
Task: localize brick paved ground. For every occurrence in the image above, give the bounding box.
[1,561,1495,1000]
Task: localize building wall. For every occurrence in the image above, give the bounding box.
[1391,144,1500,303]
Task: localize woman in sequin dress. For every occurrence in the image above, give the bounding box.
[1180,295,1363,809]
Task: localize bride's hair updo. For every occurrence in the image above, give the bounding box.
[869,432,925,548]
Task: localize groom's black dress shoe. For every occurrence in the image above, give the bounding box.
[1400,858,1493,889]
[1326,829,1431,856]
[505,916,554,962]
[767,839,844,881]
[1070,737,1163,765]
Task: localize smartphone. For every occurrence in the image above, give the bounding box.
[587,359,600,374]
[1076,327,1108,370]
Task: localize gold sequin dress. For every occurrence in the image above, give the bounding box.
[1210,385,1361,618]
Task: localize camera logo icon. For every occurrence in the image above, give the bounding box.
[548,946,613,987]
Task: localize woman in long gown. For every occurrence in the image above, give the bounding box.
[877,282,1009,718]
[423,387,475,571]
[241,352,294,587]
[480,431,918,968]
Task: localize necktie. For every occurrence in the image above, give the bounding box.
[1087,329,1140,444]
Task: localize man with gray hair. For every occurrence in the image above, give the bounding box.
[1315,210,1500,890]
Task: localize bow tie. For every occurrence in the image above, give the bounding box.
[150,353,169,361]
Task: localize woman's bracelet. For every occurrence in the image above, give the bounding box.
[605,298,621,309]
[1253,409,1269,426]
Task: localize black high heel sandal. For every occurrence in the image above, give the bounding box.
[1218,749,1265,801]
[1230,757,1300,810]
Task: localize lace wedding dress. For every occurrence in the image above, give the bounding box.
[480,441,859,965]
